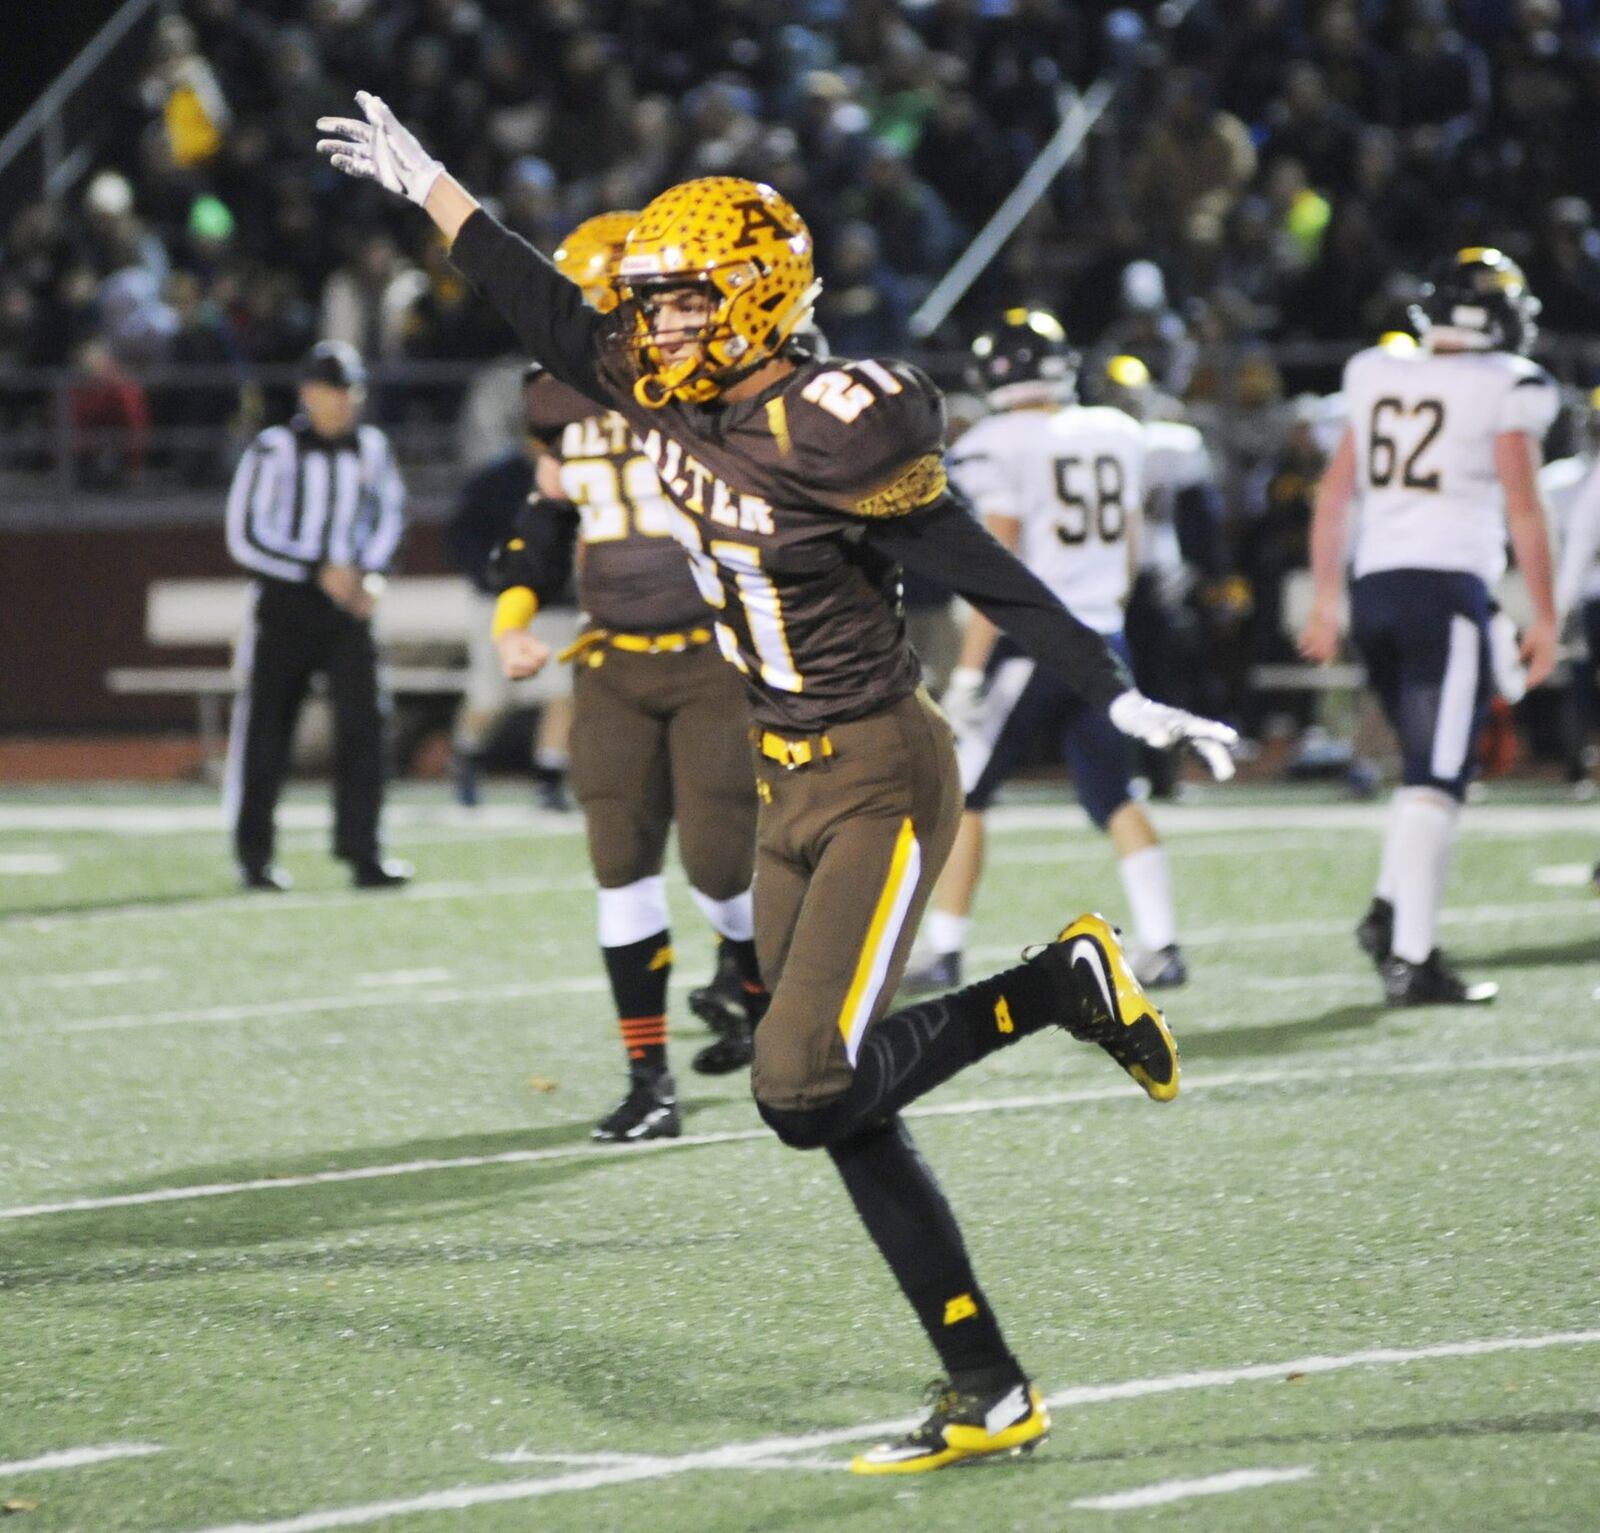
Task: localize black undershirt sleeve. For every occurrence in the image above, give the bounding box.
[865,492,1132,709]
[490,499,580,607]
[449,210,612,409]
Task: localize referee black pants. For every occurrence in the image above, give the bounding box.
[227,580,387,870]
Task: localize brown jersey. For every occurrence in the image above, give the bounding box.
[454,214,1131,730]
[526,373,708,635]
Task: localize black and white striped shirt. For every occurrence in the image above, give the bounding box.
[225,419,406,583]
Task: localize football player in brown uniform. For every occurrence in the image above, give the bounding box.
[320,97,1237,1474]
[490,212,767,1142]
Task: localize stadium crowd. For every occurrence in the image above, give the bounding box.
[5,0,1600,381]
[3,0,1599,758]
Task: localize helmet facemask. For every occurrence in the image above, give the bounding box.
[614,176,821,408]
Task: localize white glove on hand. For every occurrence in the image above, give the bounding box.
[316,92,444,206]
[1109,689,1239,781]
[940,666,987,738]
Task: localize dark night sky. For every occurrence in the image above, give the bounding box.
[3,1,115,140]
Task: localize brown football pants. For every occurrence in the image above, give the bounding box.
[750,688,962,1111]
[568,641,757,897]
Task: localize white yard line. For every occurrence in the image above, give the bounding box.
[12,967,166,990]
[0,852,67,874]
[173,1329,1600,1533]
[9,1047,1600,1223]
[0,1443,163,1475]
[352,969,452,988]
[1071,1466,1314,1510]
[11,894,1592,1041]
[1533,864,1595,887]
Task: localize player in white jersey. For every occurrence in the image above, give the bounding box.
[1548,388,1600,847]
[1299,249,1560,1005]
[906,311,1205,992]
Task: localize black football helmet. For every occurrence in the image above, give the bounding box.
[1409,248,1541,355]
[969,307,1078,401]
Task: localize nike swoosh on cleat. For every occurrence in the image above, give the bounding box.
[984,1385,1029,1437]
[1069,938,1117,1022]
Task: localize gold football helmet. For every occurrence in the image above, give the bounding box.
[552,210,638,312]
[616,176,822,407]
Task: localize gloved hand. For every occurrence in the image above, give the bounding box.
[940,666,987,737]
[1108,689,1238,781]
[316,92,444,206]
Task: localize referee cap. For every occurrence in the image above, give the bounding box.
[300,339,368,389]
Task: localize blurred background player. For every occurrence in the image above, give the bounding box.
[1097,353,1228,799]
[223,339,411,891]
[1546,387,1600,814]
[907,310,1192,993]
[443,366,577,812]
[1299,249,1559,1004]
[487,211,768,1142]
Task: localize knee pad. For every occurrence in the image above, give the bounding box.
[595,876,670,948]
[756,1100,837,1151]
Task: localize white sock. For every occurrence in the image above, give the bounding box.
[1374,792,1407,903]
[690,886,754,942]
[534,745,568,772]
[596,876,670,948]
[1118,844,1177,951]
[1389,787,1460,964]
[926,909,969,957]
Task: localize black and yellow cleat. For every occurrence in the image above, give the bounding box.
[852,1379,1050,1475]
[1038,913,1179,1102]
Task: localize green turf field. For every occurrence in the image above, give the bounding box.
[2,782,1597,1532]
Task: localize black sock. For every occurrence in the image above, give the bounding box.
[601,929,672,1076]
[721,935,767,994]
[829,1117,1021,1385]
[839,956,1064,1128]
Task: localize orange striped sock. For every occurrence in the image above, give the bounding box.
[619,1014,668,1067]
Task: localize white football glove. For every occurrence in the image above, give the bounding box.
[940,665,987,738]
[316,92,444,207]
[1109,689,1239,781]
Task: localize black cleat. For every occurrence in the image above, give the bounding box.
[1382,949,1497,1007]
[351,857,414,889]
[852,1378,1050,1474]
[1133,943,1188,988]
[239,863,292,892]
[1356,897,1394,967]
[1032,913,1179,1101]
[592,1072,681,1142]
[688,948,765,1075]
[900,950,962,994]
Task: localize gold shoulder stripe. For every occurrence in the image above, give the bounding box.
[852,453,948,519]
[765,397,792,457]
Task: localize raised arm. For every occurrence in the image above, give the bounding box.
[868,494,1237,776]
[316,94,608,401]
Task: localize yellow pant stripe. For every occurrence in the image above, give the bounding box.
[837,817,922,1064]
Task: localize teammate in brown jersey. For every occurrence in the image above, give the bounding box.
[321,98,1237,1474]
[489,213,767,1141]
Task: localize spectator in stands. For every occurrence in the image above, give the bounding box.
[814,221,911,356]
[140,13,231,171]
[319,232,427,364]
[69,339,150,488]
[1127,67,1256,280]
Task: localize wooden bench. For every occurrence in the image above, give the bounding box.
[106,576,479,763]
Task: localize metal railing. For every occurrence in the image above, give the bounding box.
[3,338,1598,526]
[0,0,165,214]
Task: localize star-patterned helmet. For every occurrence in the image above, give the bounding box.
[616,177,821,407]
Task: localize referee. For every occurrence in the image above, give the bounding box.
[223,340,412,891]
